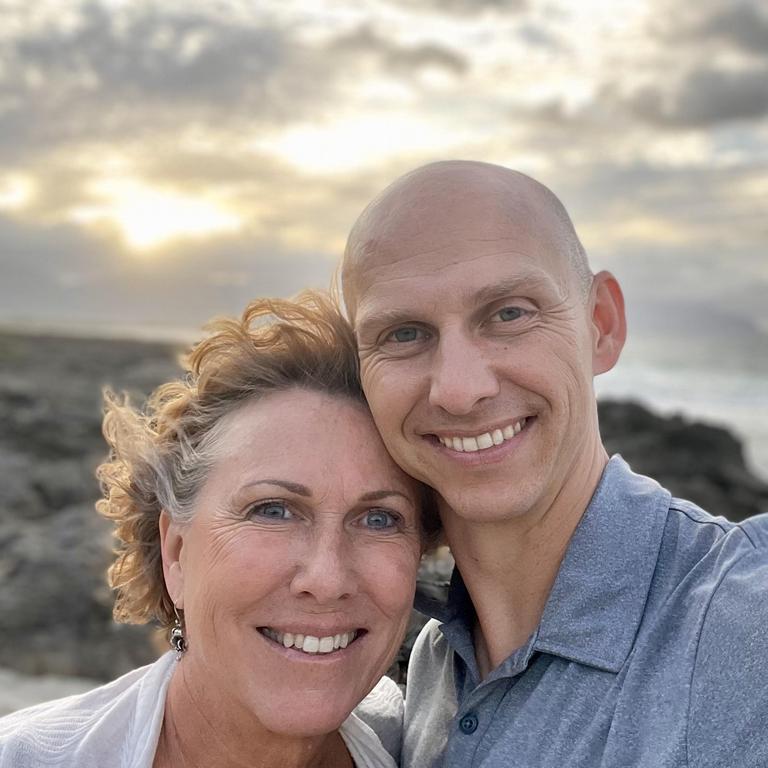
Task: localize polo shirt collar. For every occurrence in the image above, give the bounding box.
[431,455,670,676]
[534,455,670,672]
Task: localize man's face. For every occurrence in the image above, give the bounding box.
[348,197,604,523]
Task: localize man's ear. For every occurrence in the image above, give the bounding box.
[589,270,626,375]
[159,510,185,608]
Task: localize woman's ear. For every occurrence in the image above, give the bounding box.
[159,510,185,608]
[589,270,627,375]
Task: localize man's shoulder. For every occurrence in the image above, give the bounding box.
[693,512,768,637]
[665,495,768,564]
[683,514,768,766]
[651,494,768,614]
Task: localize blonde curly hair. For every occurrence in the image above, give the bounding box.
[96,290,388,631]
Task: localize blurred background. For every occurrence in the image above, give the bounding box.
[1,0,766,709]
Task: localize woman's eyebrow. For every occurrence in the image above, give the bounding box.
[358,490,413,503]
[242,479,312,497]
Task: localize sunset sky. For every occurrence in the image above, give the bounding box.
[1,0,766,364]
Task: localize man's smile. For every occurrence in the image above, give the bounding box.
[432,416,532,453]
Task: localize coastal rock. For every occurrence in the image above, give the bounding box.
[598,400,768,522]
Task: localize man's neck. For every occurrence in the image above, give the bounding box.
[443,444,609,679]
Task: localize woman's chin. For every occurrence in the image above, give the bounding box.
[256,708,350,739]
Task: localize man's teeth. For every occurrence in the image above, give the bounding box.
[438,418,528,452]
[260,628,357,654]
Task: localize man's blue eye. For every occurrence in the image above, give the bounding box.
[249,501,291,520]
[494,307,525,322]
[388,327,420,343]
[363,509,397,529]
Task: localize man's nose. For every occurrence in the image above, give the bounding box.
[289,529,357,603]
[428,331,500,415]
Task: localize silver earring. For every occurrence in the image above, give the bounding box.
[170,604,187,659]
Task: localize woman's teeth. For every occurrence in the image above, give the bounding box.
[438,417,528,452]
[260,628,358,654]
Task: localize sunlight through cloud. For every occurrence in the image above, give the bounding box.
[253,113,468,175]
[69,178,242,251]
[0,175,34,211]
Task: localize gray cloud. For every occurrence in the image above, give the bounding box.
[11,5,283,104]
[329,26,467,75]
[0,5,309,160]
[696,3,768,57]
[0,4,468,165]
[630,65,768,127]
[384,0,526,14]
[516,22,563,50]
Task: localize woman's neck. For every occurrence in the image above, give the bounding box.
[153,663,353,768]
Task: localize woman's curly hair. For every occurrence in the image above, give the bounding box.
[96,290,434,632]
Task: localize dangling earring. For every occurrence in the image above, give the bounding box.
[170,604,187,659]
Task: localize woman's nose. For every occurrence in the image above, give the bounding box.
[288,529,358,603]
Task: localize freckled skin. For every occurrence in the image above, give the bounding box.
[160,389,422,741]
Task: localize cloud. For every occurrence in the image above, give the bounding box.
[695,3,768,57]
[0,213,336,334]
[629,66,768,127]
[0,5,313,161]
[384,0,527,14]
[329,26,468,76]
[0,3,474,168]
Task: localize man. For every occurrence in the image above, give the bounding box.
[341,160,768,767]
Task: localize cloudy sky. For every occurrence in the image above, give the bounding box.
[1,0,767,366]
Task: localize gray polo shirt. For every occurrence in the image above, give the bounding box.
[404,456,768,767]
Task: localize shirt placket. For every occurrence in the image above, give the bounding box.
[443,676,515,768]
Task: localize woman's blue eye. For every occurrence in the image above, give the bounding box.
[363,509,398,530]
[249,501,291,520]
[493,306,525,322]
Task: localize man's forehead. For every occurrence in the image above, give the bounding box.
[342,161,581,316]
[348,213,569,298]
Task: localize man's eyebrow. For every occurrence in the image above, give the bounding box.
[472,274,557,306]
[241,479,312,496]
[355,308,419,337]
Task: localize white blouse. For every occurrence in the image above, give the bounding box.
[0,652,402,767]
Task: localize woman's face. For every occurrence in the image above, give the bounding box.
[161,388,422,737]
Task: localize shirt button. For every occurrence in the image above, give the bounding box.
[459,713,479,734]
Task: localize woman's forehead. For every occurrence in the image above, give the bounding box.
[202,389,419,497]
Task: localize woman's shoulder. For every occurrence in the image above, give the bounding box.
[0,653,175,767]
[342,676,403,768]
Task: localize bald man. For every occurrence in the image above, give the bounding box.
[342,161,768,768]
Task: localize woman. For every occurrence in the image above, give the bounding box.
[0,292,436,768]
